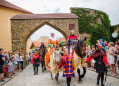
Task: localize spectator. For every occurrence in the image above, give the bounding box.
[104,41,108,46]
[19,53,24,71]
[114,48,119,69]
[1,50,5,81]
[26,52,30,66]
[86,45,92,68]
[11,56,15,74]
[29,53,32,63]
[97,40,100,45]
[15,51,21,72]
[8,50,12,60]
[86,47,89,68]
[107,42,116,76]
[100,45,105,53]
[4,57,9,77]
[8,60,13,78]
[90,46,95,69]
[104,44,108,52]
[12,52,17,73]
[0,48,5,82]
[100,39,105,48]
[4,51,8,59]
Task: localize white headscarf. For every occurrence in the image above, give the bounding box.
[49,33,57,41]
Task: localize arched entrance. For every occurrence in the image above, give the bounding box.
[11,13,79,67]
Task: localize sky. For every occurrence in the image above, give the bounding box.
[6,0,119,40]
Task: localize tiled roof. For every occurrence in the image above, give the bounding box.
[30,42,48,49]
[0,0,33,14]
[11,13,79,20]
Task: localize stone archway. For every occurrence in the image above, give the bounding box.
[11,13,79,67]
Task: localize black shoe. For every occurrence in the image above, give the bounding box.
[80,74,84,78]
[101,76,104,86]
[2,80,5,82]
[101,84,105,86]
[78,78,82,81]
[44,68,46,71]
[0,80,5,82]
[97,76,100,85]
[97,79,99,85]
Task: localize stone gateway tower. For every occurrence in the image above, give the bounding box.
[11,13,79,67]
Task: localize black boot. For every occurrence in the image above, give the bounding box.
[80,67,86,78]
[37,66,38,75]
[97,76,100,85]
[77,69,82,81]
[101,75,105,86]
[34,67,36,75]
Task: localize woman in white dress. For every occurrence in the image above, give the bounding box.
[107,42,116,76]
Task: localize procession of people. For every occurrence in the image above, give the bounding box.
[31,31,119,86]
[1,31,119,86]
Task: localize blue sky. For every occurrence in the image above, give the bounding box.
[7,0,119,40]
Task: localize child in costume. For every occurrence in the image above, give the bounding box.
[86,44,108,86]
[58,48,76,86]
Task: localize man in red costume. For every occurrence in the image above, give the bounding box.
[86,44,108,86]
[67,30,78,55]
[32,51,40,75]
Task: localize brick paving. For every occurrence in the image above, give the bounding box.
[2,64,119,86]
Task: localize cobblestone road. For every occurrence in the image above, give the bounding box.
[2,64,119,86]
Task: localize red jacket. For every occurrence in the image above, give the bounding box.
[32,55,40,64]
[67,35,78,40]
[86,55,108,66]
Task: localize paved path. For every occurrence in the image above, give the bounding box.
[2,64,119,86]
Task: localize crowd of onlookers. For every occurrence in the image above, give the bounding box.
[0,48,33,82]
[86,39,119,77]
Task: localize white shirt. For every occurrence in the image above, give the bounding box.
[15,54,20,61]
[19,56,23,61]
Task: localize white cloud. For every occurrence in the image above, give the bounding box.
[6,0,119,25]
[6,0,119,40]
